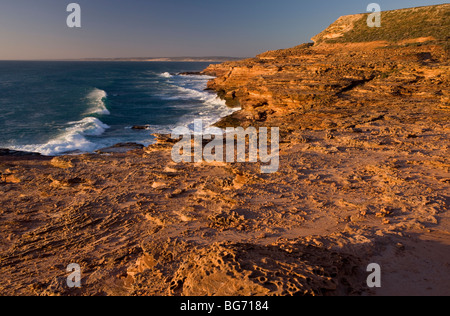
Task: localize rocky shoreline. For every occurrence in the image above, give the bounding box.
[0,4,449,296]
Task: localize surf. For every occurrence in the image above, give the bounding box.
[10,117,110,156]
[85,88,110,115]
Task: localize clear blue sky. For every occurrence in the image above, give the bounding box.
[0,0,447,59]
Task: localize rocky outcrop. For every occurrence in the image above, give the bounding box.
[202,4,449,131]
[125,238,364,296]
[311,14,365,44]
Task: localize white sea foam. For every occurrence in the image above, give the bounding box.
[160,72,173,78]
[176,86,233,109]
[11,117,110,156]
[178,74,216,80]
[157,73,241,132]
[85,88,110,115]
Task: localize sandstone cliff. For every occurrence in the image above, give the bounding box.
[202,4,449,133]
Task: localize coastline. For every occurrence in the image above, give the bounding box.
[1,4,449,296]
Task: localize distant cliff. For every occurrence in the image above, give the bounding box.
[203,4,449,131]
[76,57,244,62]
[312,4,449,46]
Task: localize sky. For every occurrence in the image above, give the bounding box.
[0,0,447,60]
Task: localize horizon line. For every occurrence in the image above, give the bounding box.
[0,56,247,62]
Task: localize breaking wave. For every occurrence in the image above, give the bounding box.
[85,88,110,115]
[11,117,110,156]
[166,75,240,131]
[160,72,173,78]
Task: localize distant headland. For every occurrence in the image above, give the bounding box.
[74,56,245,62]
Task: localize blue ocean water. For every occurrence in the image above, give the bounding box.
[0,61,237,155]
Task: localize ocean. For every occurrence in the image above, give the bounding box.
[0,61,237,156]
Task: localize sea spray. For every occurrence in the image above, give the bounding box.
[160,72,173,78]
[85,88,110,115]
[11,117,110,156]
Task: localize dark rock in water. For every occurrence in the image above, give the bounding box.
[132,125,151,130]
[0,148,42,157]
[178,72,203,76]
[95,143,145,154]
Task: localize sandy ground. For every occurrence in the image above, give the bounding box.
[1,114,449,295]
